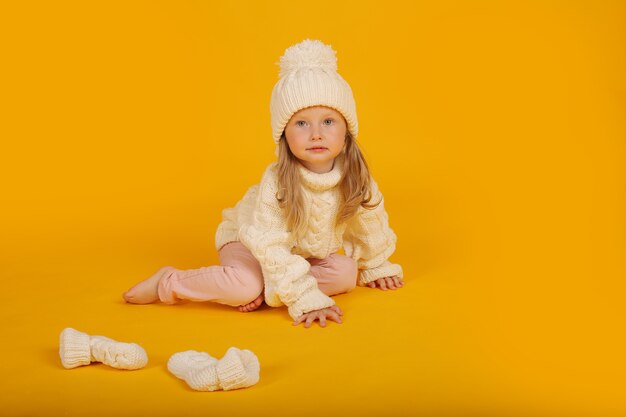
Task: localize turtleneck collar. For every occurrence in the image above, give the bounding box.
[297,154,344,192]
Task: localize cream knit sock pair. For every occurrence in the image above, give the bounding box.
[59,328,260,391]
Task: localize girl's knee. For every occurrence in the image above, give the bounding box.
[228,267,264,305]
[331,254,358,293]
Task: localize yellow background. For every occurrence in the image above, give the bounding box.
[1,1,624,416]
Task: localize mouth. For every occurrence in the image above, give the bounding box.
[307,147,328,150]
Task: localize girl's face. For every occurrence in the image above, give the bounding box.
[284,106,347,174]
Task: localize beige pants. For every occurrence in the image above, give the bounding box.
[157,241,358,306]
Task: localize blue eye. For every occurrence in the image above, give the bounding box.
[295,121,306,127]
[323,119,334,125]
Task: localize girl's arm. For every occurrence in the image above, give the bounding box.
[215,184,259,251]
[239,166,336,321]
[342,178,404,286]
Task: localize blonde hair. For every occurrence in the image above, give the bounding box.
[275,131,381,240]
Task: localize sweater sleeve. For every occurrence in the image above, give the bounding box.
[215,185,258,251]
[342,179,404,285]
[239,166,336,320]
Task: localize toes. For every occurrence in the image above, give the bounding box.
[123,291,136,303]
[238,297,263,313]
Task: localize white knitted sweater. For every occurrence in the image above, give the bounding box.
[215,155,403,319]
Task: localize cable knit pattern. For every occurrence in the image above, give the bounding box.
[89,336,148,370]
[342,178,403,285]
[239,163,337,320]
[215,154,402,320]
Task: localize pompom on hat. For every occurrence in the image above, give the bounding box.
[270,39,358,144]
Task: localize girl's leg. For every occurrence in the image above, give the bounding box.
[123,242,264,307]
[157,242,264,307]
[307,254,358,296]
[123,246,358,308]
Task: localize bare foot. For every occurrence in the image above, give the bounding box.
[123,266,175,304]
[238,294,264,313]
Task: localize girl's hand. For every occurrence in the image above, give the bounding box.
[367,276,403,291]
[293,305,344,328]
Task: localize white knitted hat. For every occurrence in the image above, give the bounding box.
[270,39,358,144]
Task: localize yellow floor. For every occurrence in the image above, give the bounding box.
[2,227,625,416]
[1,1,625,416]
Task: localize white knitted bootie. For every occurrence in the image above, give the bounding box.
[59,328,148,370]
[167,347,260,391]
[217,347,261,390]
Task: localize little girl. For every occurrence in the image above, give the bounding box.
[123,39,404,328]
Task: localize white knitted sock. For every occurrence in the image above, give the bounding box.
[59,328,148,370]
[167,348,260,391]
[168,350,220,391]
[59,328,91,369]
[89,335,148,370]
[217,347,261,390]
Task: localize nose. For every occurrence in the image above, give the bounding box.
[310,125,322,141]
